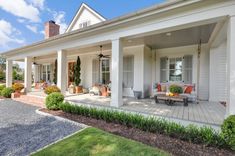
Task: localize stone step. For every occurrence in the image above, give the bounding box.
[12,94,46,108]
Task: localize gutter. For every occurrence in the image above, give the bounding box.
[0,0,200,57]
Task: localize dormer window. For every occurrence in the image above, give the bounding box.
[79,20,91,29]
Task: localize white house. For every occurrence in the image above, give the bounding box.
[1,0,235,117]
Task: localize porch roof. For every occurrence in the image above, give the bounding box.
[0,0,208,57]
[1,0,232,60]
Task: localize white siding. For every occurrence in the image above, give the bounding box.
[209,41,227,102]
[199,45,209,100]
[154,44,209,100]
[71,8,103,31]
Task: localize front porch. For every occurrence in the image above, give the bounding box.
[64,94,225,126]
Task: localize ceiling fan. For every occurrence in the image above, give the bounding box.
[33,57,38,65]
[97,45,110,59]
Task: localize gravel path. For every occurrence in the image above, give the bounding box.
[0,99,83,156]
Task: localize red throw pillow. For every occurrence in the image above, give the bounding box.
[184,86,193,94]
[157,84,161,92]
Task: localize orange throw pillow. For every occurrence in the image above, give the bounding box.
[157,84,161,92]
[184,86,193,94]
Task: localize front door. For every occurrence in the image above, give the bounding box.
[68,62,75,86]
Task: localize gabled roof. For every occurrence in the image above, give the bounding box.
[66,3,106,32]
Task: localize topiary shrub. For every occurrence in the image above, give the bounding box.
[221,115,235,150]
[0,85,6,92]
[1,87,14,98]
[45,92,64,110]
[169,85,183,94]
[44,86,61,95]
[12,83,24,92]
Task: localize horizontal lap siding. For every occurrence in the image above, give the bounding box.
[209,41,227,102]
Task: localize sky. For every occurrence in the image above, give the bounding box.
[0,0,164,53]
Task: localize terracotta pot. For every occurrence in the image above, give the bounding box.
[173,93,179,96]
[75,86,83,94]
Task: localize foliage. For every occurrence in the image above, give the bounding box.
[58,102,228,149]
[13,70,23,81]
[53,59,57,84]
[0,85,6,92]
[0,57,6,72]
[45,92,64,110]
[32,127,169,156]
[44,86,61,95]
[1,87,14,98]
[221,115,235,150]
[169,85,183,94]
[0,71,5,80]
[74,56,81,86]
[12,83,24,92]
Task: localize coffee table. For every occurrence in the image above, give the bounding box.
[154,94,188,106]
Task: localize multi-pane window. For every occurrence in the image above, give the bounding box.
[42,64,51,82]
[123,56,134,88]
[79,21,91,29]
[101,59,110,84]
[169,57,183,82]
[160,56,192,83]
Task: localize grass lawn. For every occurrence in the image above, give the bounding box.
[32,127,169,156]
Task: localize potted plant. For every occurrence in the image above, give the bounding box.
[74,56,82,93]
[169,85,183,96]
[68,83,75,94]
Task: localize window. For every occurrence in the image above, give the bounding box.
[169,57,182,81]
[42,64,51,82]
[160,56,192,83]
[101,59,110,84]
[123,56,134,88]
[79,21,91,29]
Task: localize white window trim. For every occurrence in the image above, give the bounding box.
[160,55,193,83]
[100,58,110,84]
[41,64,52,82]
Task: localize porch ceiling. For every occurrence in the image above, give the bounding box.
[126,23,216,49]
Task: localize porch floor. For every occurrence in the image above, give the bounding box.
[65,94,225,126]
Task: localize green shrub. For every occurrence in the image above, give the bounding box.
[0,84,6,92]
[46,92,64,110]
[44,86,61,95]
[1,87,14,98]
[221,115,235,150]
[169,85,183,94]
[58,102,227,148]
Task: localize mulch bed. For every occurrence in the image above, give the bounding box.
[40,108,234,156]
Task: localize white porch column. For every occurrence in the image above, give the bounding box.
[33,65,39,83]
[111,38,123,107]
[6,60,13,87]
[226,15,235,116]
[57,50,67,94]
[24,57,32,92]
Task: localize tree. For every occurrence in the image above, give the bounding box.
[0,57,6,74]
[74,56,81,86]
[53,59,57,84]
